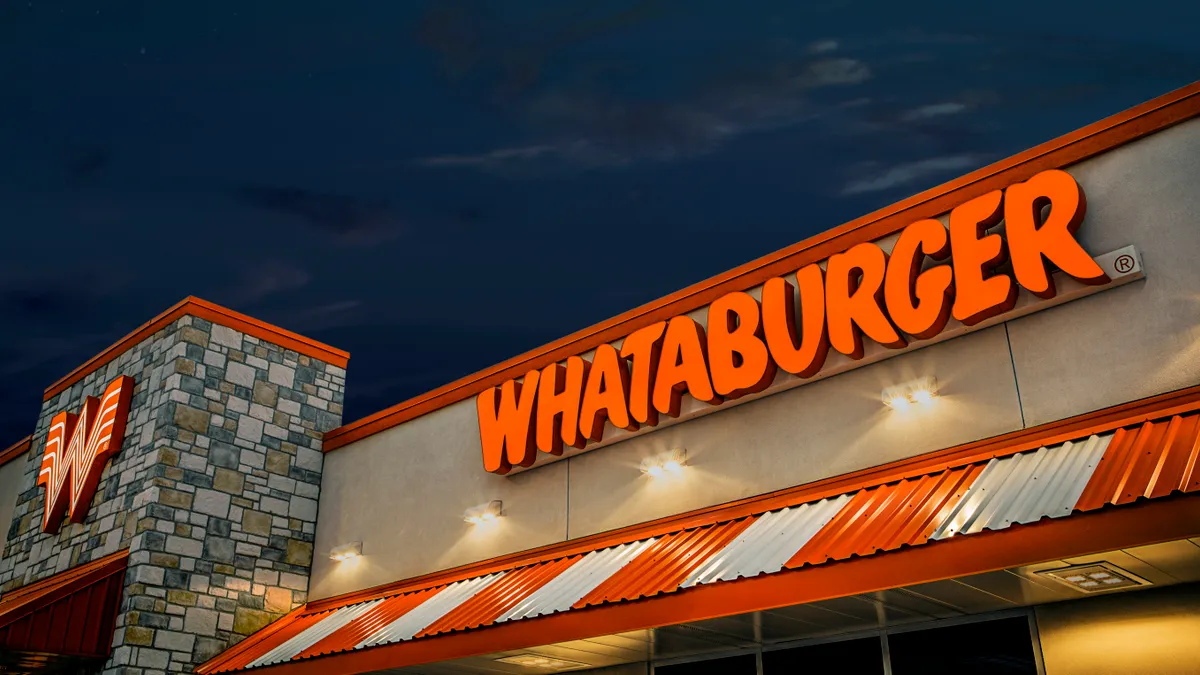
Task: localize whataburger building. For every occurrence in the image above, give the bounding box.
[1,85,1200,675]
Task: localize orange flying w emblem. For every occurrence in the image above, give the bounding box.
[38,375,135,533]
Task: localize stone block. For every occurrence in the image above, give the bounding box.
[252,568,279,585]
[209,442,240,469]
[285,540,313,566]
[212,468,244,494]
[203,537,236,564]
[241,511,272,537]
[279,572,307,590]
[225,361,256,389]
[236,416,264,443]
[295,447,322,472]
[267,363,295,388]
[264,587,292,613]
[158,489,193,510]
[165,536,203,558]
[259,496,289,517]
[193,489,231,519]
[179,326,209,347]
[166,590,197,607]
[137,648,171,669]
[277,398,301,417]
[265,451,290,475]
[267,474,296,493]
[252,381,278,407]
[248,403,273,423]
[193,636,228,662]
[154,629,196,652]
[183,607,218,637]
[288,496,318,521]
[233,607,274,635]
[125,625,155,646]
[211,324,244,350]
[173,405,210,434]
[133,565,166,586]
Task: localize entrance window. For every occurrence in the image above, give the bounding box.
[762,636,884,674]
[655,653,757,674]
[888,616,1039,675]
[653,614,1039,675]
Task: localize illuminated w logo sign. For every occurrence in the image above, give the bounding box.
[38,375,134,533]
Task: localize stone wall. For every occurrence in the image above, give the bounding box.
[0,313,346,675]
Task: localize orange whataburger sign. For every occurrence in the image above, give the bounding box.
[39,375,134,533]
[477,169,1126,474]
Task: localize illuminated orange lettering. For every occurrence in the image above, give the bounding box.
[578,344,637,443]
[762,265,829,378]
[950,190,1015,325]
[652,316,721,418]
[826,243,906,358]
[708,291,776,398]
[1005,169,1109,298]
[476,170,1112,474]
[885,219,955,339]
[39,375,134,533]
[620,321,666,426]
[536,357,589,455]
[477,370,539,475]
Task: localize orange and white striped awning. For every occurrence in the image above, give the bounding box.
[200,387,1200,675]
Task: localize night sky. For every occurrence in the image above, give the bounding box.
[2,1,1198,445]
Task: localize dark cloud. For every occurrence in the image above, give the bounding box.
[0,265,132,321]
[69,147,111,182]
[236,186,404,245]
[217,259,313,308]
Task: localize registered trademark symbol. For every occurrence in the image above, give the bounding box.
[1114,254,1135,274]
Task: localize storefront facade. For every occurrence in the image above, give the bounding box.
[2,82,1199,675]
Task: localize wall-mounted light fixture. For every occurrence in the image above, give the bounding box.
[882,376,939,411]
[464,500,504,525]
[329,541,362,562]
[640,447,688,478]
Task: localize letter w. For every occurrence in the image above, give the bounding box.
[38,375,135,533]
[476,370,539,475]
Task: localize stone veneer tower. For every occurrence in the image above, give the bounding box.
[0,299,347,674]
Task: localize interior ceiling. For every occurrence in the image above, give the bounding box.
[382,538,1200,674]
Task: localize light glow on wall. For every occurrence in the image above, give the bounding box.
[640,448,688,478]
[882,376,939,411]
[464,500,504,525]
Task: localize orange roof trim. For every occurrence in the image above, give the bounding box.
[324,80,1200,452]
[43,297,350,401]
[0,437,31,468]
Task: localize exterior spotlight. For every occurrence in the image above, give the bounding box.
[882,376,939,410]
[495,654,588,670]
[1038,562,1150,594]
[640,448,688,477]
[464,500,504,525]
[329,541,362,562]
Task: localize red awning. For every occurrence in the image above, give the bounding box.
[200,386,1200,675]
[0,550,128,663]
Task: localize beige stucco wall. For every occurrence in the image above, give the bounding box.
[310,115,1200,600]
[1007,119,1200,426]
[1036,583,1200,675]
[0,452,26,552]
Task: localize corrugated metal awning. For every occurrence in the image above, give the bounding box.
[0,550,128,664]
[200,390,1200,675]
